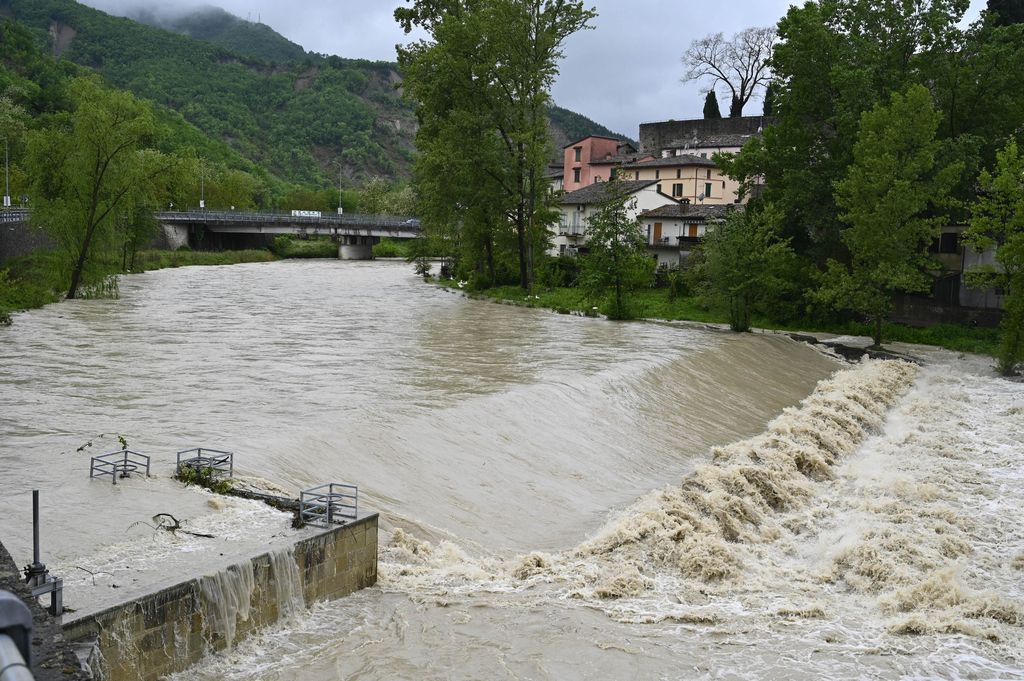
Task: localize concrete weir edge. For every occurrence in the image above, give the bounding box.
[61,514,379,681]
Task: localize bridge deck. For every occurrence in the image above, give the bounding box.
[155,210,421,238]
[1,209,422,238]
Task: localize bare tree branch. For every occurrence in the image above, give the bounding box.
[681,26,776,117]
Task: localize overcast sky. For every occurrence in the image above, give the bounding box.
[80,0,988,138]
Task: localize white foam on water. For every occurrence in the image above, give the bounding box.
[172,356,1024,680]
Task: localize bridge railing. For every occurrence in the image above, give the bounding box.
[154,209,420,230]
[0,209,30,224]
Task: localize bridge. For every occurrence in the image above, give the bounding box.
[155,210,422,259]
[1,208,423,259]
[0,208,29,225]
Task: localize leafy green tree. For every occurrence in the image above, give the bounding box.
[0,95,29,206]
[762,81,776,117]
[814,85,961,347]
[698,205,795,332]
[703,90,722,119]
[987,0,1024,25]
[578,191,654,320]
[397,0,595,290]
[27,78,174,299]
[720,0,971,259]
[963,140,1024,374]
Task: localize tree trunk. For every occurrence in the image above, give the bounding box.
[873,316,883,349]
[67,219,99,300]
[485,231,495,286]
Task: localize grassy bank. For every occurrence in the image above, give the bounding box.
[437,280,1002,356]
[0,248,277,323]
[270,236,337,258]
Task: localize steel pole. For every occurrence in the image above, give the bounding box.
[30,492,38,568]
[4,139,10,208]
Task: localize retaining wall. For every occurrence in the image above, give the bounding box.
[0,221,54,263]
[0,542,89,680]
[62,514,378,681]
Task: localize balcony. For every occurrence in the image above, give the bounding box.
[558,221,585,237]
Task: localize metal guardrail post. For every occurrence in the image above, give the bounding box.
[0,591,34,681]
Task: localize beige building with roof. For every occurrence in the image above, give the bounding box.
[618,155,742,206]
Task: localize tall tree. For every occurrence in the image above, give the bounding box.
[719,0,971,260]
[681,27,775,118]
[577,188,653,320]
[697,204,796,332]
[987,0,1024,25]
[27,78,174,299]
[962,140,1024,375]
[397,0,596,290]
[762,81,776,117]
[703,90,722,119]
[814,85,961,347]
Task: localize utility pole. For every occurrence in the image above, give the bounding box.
[3,139,10,209]
[199,160,205,209]
[337,166,344,215]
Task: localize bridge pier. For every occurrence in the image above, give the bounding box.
[338,235,376,260]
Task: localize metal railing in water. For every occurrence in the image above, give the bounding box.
[299,483,358,527]
[88,450,151,485]
[175,447,234,479]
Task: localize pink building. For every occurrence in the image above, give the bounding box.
[562,136,650,193]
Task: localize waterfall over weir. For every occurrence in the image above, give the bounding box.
[63,516,378,681]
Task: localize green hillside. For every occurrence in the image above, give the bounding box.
[0,0,629,187]
[127,5,309,64]
[548,104,634,149]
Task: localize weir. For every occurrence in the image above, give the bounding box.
[62,514,378,681]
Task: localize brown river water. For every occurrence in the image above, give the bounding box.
[1,260,1021,679]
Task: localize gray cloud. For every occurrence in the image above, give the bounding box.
[80,0,989,138]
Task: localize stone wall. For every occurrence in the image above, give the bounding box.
[63,514,378,681]
[639,115,770,154]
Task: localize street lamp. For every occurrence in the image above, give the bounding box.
[3,138,11,209]
[199,160,206,210]
[332,159,344,214]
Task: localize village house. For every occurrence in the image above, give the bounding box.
[548,118,759,263]
[553,179,675,256]
[617,155,741,206]
[561,135,652,193]
[638,203,738,268]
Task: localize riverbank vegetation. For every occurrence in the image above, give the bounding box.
[407,0,1023,373]
[0,248,275,323]
[437,279,1001,356]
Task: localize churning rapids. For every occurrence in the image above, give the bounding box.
[1,260,1021,679]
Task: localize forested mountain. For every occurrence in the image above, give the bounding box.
[125,5,309,64]
[0,0,625,188]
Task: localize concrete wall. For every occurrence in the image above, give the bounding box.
[63,514,378,681]
[0,221,54,264]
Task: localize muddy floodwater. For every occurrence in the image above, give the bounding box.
[1,260,1021,679]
